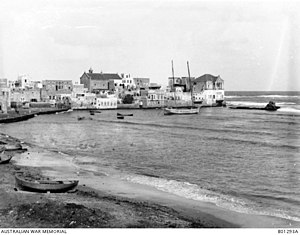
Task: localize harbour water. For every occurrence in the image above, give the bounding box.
[1,91,299,223]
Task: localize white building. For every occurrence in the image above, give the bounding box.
[193,74,225,106]
[94,96,117,109]
[0,78,10,113]
[120,73,135,90]
[17,74,33,89]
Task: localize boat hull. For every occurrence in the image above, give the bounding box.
[15,174,79,193]
[117,113,133,116]
[0,155,12,164]
[164,107,200,115]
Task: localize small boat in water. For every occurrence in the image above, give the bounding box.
[164,106,200,115]
[117,113,133,116]
[90,110,101,115]
[0,153,12,164]
[117,115,124,119]
[15,174,79,193]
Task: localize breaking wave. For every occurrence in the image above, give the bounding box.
[124,174,300,222]
[226,95,300,99]
[257,95,300,98]
[278,107,300,114]
[226,101,266,106]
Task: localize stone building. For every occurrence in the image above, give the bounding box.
[193,74,224,105]
[80,68,122,93]
[0,79,10,113]
[41,80,73,101]
[133,78,150,89]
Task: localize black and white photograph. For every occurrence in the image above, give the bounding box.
[0,0,299,232]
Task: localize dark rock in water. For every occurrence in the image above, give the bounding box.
[265,101,280,111]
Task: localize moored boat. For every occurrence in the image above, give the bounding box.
[164,106,200,115]
[117,113,133,116]
[15,174,79,193]
[164,61,200,115]
[89,110,101,115]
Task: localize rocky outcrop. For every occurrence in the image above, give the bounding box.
[264,101,280,111]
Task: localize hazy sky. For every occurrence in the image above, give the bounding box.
[0,0,299,91]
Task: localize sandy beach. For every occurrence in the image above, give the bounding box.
[0,133,299,228]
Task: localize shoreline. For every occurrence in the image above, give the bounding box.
[0,133,235,228]
[0,108,70,124]
[1,133,299,228]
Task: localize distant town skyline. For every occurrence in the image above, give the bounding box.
[0,0,299,91]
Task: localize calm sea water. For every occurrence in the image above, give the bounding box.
[1,91,299,222]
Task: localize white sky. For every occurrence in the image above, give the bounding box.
[0,0,299,91]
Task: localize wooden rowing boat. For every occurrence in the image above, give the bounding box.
[164,106,200,115]
[2,143,23,151]
[90,110,101,114]
[117,113,133,116]
[0,154,12,164]
[15,174,79,193]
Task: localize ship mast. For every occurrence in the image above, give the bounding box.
[187,61,193,106]
[171,60,175,92]
[171,60,176,103]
